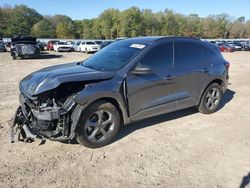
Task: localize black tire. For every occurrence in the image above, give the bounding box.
[198,83,223,114]
[76,100,121,148]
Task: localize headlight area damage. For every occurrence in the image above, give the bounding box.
[10,81,93,144]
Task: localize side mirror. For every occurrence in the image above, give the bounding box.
[132,64,152,75]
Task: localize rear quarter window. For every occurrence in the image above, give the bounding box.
[174,41,217,66]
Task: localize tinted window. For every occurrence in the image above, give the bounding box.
[58,42,67,45]
[202,46,215,60]
[86,42,96,45]
[95,41,102,44]
[141,43,173,69]
[175,42,204,66]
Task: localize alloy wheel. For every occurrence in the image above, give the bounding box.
[84,110,115,143]
[205,88,221,110]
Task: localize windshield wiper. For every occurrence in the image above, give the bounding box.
[84,64,103,71]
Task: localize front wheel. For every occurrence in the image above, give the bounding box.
[198,83,223,114]
[76,101,121,148]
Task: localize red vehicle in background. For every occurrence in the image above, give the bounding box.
[47,40,59,51]
[218,44,234,52]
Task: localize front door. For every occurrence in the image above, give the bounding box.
[126,42,177,118]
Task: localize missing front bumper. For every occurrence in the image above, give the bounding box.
[10,106,45,144]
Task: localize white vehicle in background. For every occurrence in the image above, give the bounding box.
[53,41,74,52]
[72,41,81,52]
[79,41,100,53]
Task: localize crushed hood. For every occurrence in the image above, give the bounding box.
[20,62,114,96]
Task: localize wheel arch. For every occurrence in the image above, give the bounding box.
[94,97,126,125]
[198,78,224,105]
[81,96,128,125]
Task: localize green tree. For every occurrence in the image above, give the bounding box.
[31,18,55,38]
[98,8,120,39]
[81,19,95,39]
[56,22,75,39]
[73,20,83,39]
[51,15,76,38]
[141,9,160,36]
[119,7,143,37]
[6,5,42,37]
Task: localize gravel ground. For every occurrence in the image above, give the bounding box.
[0,51,249,188]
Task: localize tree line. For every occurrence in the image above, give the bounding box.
[0,4,250,39]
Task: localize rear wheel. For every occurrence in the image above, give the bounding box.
[76,101,121,148]
[198,83,223,114]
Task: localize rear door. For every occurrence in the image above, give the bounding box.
[126,42,177,117]
[174,41,213,107]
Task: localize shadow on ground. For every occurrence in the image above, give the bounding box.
[240,172,250,188]
[218,88,235,110]
[116,89,235,142]
[39,52,62,59]
[55,89,235,145]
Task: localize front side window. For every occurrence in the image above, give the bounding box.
[140,43,173,69]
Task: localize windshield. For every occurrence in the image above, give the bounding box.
[58,42,67,45]
[83,40,146,71]
[95,41,102,44]
[86,41,96,45]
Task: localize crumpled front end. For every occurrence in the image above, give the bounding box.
[10,93,76,144]
[10,62,115,143]
[10,83,85,143]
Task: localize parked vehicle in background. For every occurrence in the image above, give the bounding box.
[53,41,74,52]
[0,40,7,52]
[72,41,81,51]
[47,40,59,51]
[11,36,40,59]
[36,42,46,51]
[95,40,102,46]
[114,37,127,42]
[13,37,229,148]
[100,40,113,49]
[238,42,250,51]
[218,44,234,52]
[227,43,242,51]
[79,41,100,53]
[4,42,12,51]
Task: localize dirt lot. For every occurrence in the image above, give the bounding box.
[0,51,249,188]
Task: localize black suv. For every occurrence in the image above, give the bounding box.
[13,37,229,148]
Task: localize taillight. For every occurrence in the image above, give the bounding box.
[224,61,230,69]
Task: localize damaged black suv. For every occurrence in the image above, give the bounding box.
[13,37,229,148]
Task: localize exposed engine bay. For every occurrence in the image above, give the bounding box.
[11,36,40,59]
[10,82,87,143]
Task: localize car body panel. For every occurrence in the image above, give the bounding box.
[16,36,229,142]
[20,62,114,96]
[126,68,177,116]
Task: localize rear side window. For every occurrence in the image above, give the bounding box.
[141,43,173,69]
[175,42,204,66]
[202,45,217,60]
